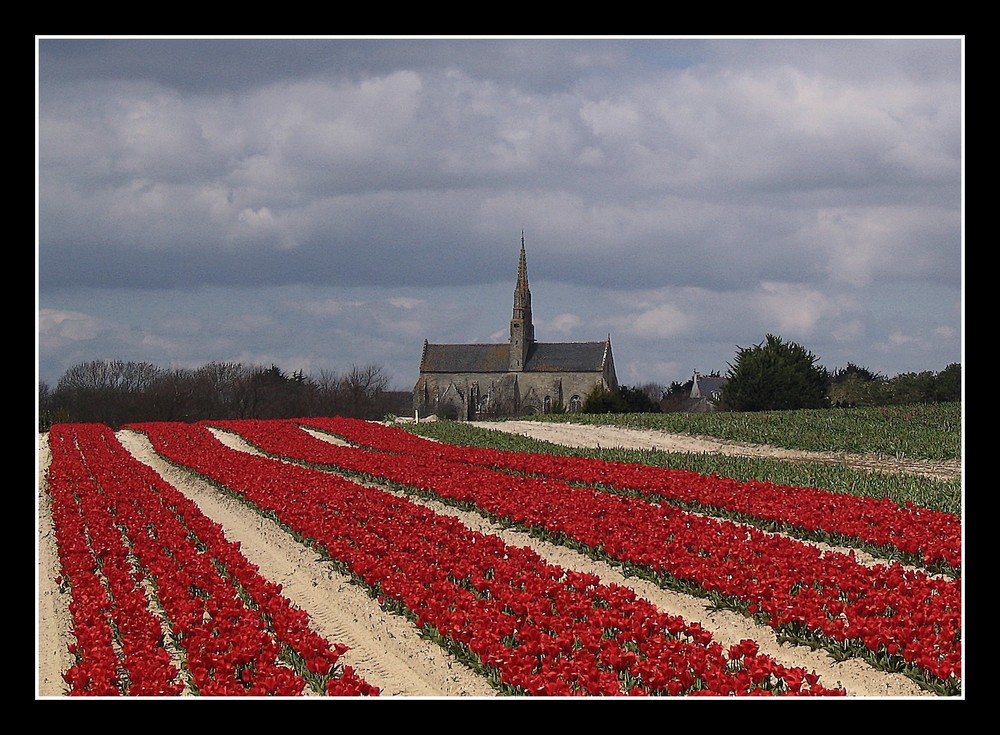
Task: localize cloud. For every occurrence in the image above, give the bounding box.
[749,282,853,337]
[546,312,582,334]
[804,206,960,288]
[620,303,693,340]
[38,308,110,345]
[36,38,963,391]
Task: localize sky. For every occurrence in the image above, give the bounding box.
[36,36,964,393]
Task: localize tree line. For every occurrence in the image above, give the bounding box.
[37,335,962,429]
[37,360,410,431]
[583,334,962,414]
[715,334,961,411]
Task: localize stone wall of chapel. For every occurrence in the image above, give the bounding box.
[414,371,612,419]
[517,373,609,410]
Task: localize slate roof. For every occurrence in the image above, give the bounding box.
[420,343,510,373]
[525,342,609,372]
[420,341,609,374]
[691,376,727,399]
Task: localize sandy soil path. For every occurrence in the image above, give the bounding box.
[470,420,962,482]
[37,423,943,698]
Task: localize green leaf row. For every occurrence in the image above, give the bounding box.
[404,416,962,517]
[466,402,961,460]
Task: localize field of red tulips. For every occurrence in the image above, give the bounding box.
[37,417,962,698]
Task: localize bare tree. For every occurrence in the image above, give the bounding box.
[191,361,255,419]
[141,368,199,421]
[308,368,342,416]
[339,363,391,418]
[637,381,666,403]
[56,360,165,426]
[38,381,69,431]
[46,359,399,424]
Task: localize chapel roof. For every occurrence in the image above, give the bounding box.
[419,340,610,374]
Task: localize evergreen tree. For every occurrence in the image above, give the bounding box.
[829,363,889,407]
[721,334,830,411]
[582,385,628,413]
[617,385,662,412]
[931,363,962,402]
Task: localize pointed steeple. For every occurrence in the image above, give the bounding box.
[509,232,535,371]
[512,232,534,336]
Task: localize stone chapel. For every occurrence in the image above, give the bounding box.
[413,235,618,420]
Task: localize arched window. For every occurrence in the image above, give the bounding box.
[569,395,582,412]
[543,395,552,413]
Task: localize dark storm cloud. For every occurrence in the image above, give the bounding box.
[37,37,679,95]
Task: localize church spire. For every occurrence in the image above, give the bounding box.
[509,232,534,371]
[513,232,532,323]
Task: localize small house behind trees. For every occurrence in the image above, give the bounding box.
[659,371,727,413]
[688,371,727,412]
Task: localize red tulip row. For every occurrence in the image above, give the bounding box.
[48,424,184,695]
[200,417,961,693]
[45,423,378,697]
[130,419,845,696]
[301,416,961,572]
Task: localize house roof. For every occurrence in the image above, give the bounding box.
[694,376,727,396]
[420,341,610,374]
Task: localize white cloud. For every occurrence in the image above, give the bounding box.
[804,206,958,288]
[139,334,179,351]
[620,303,692,340]
[546,312,582,333]
[831,319,865,342]
[297,299,364,318]
[388,296,424,309]
[38,308,110,344]
[888,330,916,347]
[750,282,847,336]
